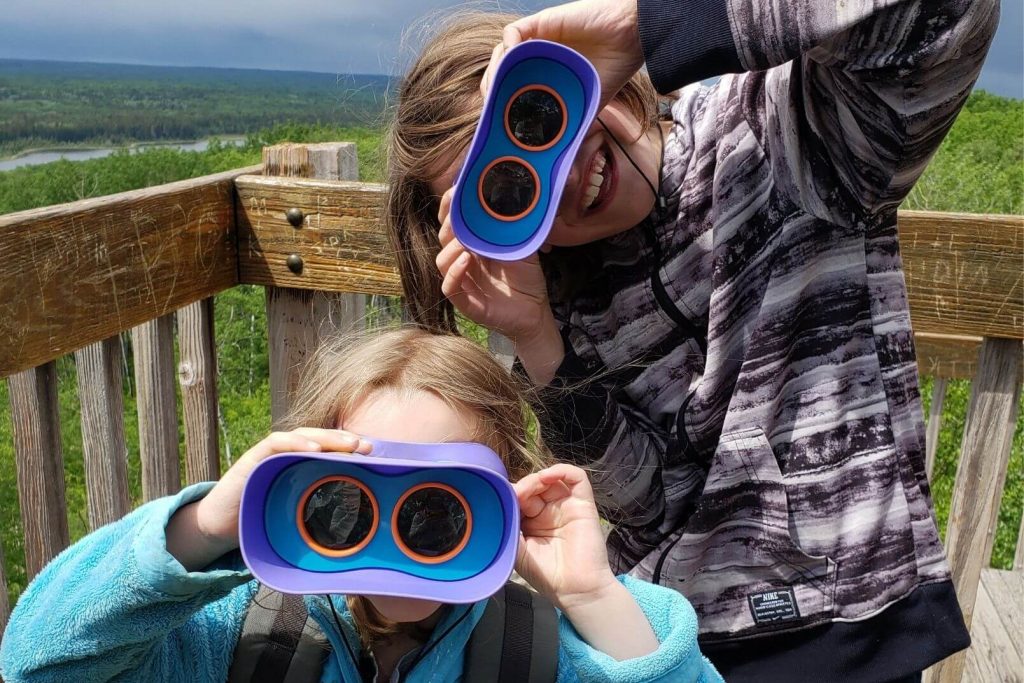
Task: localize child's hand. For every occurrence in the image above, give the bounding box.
[435,188,565,385]
[515,463,660,660]
[435,188,552,340]
[513,464,618,610]
[167,429,371,570]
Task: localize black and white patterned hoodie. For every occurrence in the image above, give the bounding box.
[534,0,999,679]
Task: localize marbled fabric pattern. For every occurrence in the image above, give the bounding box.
[544,0,998,641]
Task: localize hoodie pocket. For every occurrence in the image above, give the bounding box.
[656,427,837,640]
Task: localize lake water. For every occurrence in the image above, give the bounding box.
[0,137,247,172]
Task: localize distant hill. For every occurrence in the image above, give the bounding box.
[0,58,393,155]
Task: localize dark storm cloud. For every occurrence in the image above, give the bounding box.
[0,0,1020,97]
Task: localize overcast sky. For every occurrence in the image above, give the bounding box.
[0,1,1020,98]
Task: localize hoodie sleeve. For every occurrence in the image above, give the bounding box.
[638,0,999,216]
[0,483,256,683]
[554,575,723,683]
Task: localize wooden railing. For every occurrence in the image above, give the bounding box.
[0,142,1020,682]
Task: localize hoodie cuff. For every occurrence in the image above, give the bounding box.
[133,482,252,597]
[559,575,723,682]
[637,0,742,92]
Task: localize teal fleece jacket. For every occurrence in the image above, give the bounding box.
[0,483,722,683]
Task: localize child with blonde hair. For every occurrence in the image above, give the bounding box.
[0,328,721,683]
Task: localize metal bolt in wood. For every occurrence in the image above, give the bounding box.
[285,207,304,227]
[286,254,303,274]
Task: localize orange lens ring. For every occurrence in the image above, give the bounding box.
[504,84,568,152]
[477,156,541,222]
[391,482,473,565]
[296,475,379,558]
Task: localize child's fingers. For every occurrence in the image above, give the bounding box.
[292,427,372,455]
[515,471,572,518]
[480,42,506,98]
[435,237,465,276]
[438,217,455,248]
[440,252,473,299]
[436,188,454,224]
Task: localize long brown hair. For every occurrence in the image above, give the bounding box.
[384,11,661,332]
[282,327,548,646]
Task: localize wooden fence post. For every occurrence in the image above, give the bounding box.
[929,338,1023,683]
[263,143,366,427]
[925,378,948,479]
[75,336,131,529]
[177,299,220,484]
[7,362,70,579]
[132,315,181,500]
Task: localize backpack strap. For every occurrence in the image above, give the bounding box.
[463,581,560,683]
[228,584,330,683]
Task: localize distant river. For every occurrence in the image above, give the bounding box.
[0,137,247,172]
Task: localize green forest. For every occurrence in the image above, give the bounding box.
[0,59,390,156]
[0,66,1021,611]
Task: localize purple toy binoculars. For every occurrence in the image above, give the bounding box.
[238,440,520,603]
[451,40,601,261]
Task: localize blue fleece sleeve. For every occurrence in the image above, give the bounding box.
[0,483,257,683]
[555,575,722,683]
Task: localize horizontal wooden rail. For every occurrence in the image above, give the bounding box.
[0,165,261,377]
[235,175,398,296]
[900,211,1022,340]
[1,171,1020,379]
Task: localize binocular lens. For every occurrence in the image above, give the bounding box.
[481,159,538,219]
[396,485,469,560]
[301,479,376,552]
[508,88,565,149]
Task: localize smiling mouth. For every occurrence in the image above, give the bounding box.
[579,143,615,215]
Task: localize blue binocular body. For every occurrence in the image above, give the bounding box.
[452,40,601,260]
[238,440,520,603]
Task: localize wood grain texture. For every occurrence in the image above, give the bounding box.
[132,315,181,501]
[0,539,8,634]
[932,338,1024,683]
[925,378,948,480]
[235,176,398,295]
[963,569,1023,683]
[900,210,1023,340]
[0,165,259,378]
[7,362,70,579]
[177,299,220,485]
[916,333,985,380]
[1016,511,1024,572]
[74,336,131,529]
[261,144,367,427]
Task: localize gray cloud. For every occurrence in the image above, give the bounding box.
[0,0,1020,97]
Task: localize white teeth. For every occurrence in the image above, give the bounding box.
[581,150,609,211]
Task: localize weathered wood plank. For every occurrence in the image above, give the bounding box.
[0,539,8,634]
[925,378,948,480]
[262,144,367,426]
[0,165,259,378]
[900,210,1023,340]
[132,315,181,500]
[932,338,1024,683]
[7,362,70,579]
[1015,511,1024,573]
[962,569,1023,683]
[75,336,131,529]
[235,176,398,296]
[916,333,985,380]
[177,299,220,484]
